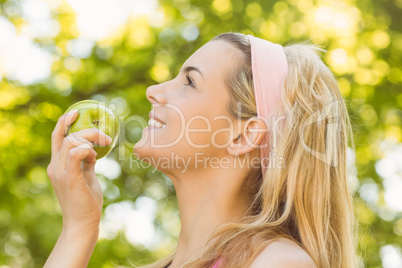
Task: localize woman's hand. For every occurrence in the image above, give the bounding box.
[45,109,112,268]
[47,109,112,231]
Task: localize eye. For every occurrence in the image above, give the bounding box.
[185,74,196,88]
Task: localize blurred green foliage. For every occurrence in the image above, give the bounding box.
[0,0,401,267]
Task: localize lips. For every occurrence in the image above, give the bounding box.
[149,111,166,125]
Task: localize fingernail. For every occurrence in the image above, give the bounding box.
[67,109,78,116]
[107,136,112,143]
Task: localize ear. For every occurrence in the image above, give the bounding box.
[227,117,267,156]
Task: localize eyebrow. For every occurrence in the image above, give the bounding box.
[183,66,204,80]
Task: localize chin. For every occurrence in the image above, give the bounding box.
[132,142,164,162]
[132,142,151,159]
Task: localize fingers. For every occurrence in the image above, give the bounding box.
[66,144,98,178]
[68,128,112,147]
[51,110,79,162]
[83,168,103,207]
[57,128,112,170]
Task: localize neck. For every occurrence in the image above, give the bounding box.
[167,166,252,268]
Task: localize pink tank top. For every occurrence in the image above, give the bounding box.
[164,257,222,268]
[211,258,222,268]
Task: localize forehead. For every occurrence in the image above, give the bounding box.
[183,40,242,86]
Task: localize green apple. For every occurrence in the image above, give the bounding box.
[64,100,119,159]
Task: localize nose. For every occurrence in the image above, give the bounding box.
[146,83,167,106]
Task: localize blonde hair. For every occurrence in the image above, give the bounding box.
[141,32,359,268]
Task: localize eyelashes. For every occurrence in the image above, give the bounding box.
[185,74,196,88]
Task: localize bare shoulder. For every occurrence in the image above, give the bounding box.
[249,237,317,268]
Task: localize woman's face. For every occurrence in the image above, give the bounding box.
[134,40,243,173]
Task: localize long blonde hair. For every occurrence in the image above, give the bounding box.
[141,32,359,268]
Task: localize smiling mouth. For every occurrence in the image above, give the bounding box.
[147,118,166,129]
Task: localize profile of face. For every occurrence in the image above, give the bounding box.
[133,40,245,175]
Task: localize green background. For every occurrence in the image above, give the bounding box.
[0,0,401,267]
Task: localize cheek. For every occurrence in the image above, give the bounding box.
[209,117,233,147]
[155,93,233,150]
[185,117,213,147]
[185,111,233,150]
[168,102,216,149]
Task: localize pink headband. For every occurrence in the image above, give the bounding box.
[247,35,288,177]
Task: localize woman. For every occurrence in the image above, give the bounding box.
[45,32,358,268]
